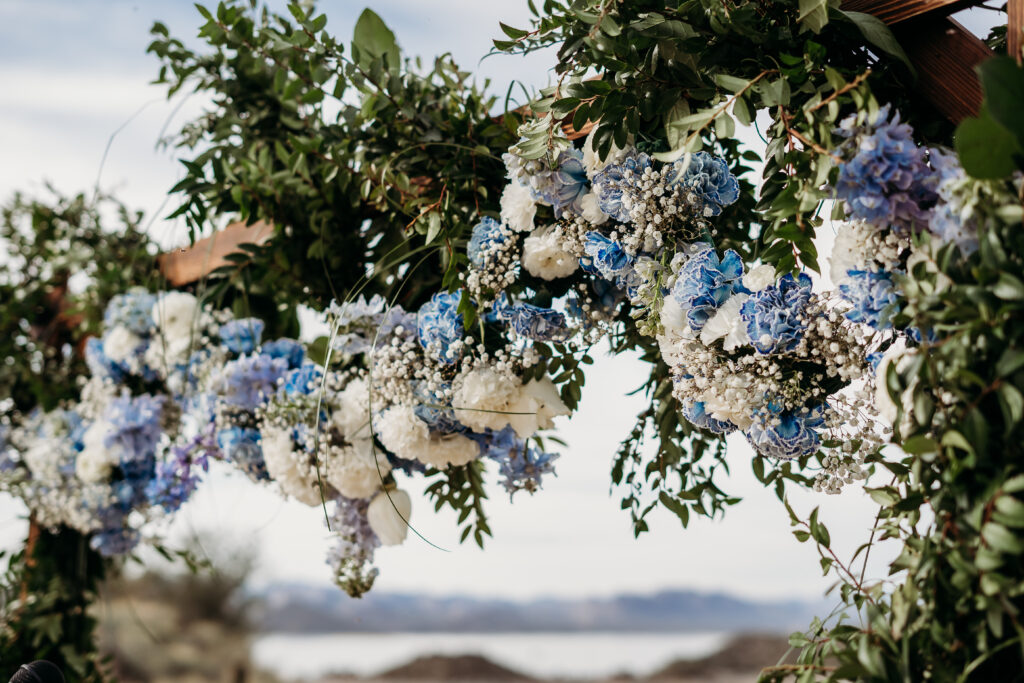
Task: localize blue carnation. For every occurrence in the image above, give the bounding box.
[839,269,899,329]
[664,152,740,216]
[220,318,265,355]
[546,149,589,218]
[104,290,156,335]
[835,106,937,232]
[413,382,461,434]
[468,217,509,268]
[592,152,652,222]
[741,273,813,354]
[672,248,745,332]
[282,363,323,396]
[262,338,305,368]
[417,291,465,364]
[582,232,634,282]
[217,427,268,480]
[681,401,735,434]
[745,405,824,460]
[492,293,569,342]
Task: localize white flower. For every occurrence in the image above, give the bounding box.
[367,489,412,546]
[414,432,480,468]
[452,367,522,433]
[509,378,570,436]
[333,377,372,440]
[579,191,609,225]
[582,127,630,177]
[657,296,701,367]
[151,291,199,341]
[500,182,537,233]
[262,425,323,506]
[702,375,757,430]
[741,265,776,292]
[325,438,390,499]
[700,294,751,351]
[75,422,117,484]
[374,405,430,462]
[103,326,143,363]
[829,221,871,286]
[522,226,579,280]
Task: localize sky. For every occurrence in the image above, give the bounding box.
[1,0,995,606]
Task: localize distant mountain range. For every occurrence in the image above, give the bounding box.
[253,584,821,633]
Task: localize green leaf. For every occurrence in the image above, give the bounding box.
[798,0,830,34]
[352,8,400,68]
[664,98,692,150]
[840,11,914,73]
[982,522,1024,555]
[977,56,1024,143]
[955,106,1022,179]
[499,22,529,40]
[994,272,1024,300]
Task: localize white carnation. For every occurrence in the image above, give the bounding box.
[522,226,579,280]
[700,294,751,351]
[103,325,143,363]
[829,221,871,287]
[333,377,372,440]
[579,191,609,225]
[414,432,480,468]
[500,181,537,233]
[452,367,521,433]
[513,378,570,436]
[152,291,199,341]
[325,438,390,499]
[374,405,430,462]
[262,425,323,506]
[742,265,776,292]
[374,404,479,468]
[367,489,412,546]
[582,127,630,177]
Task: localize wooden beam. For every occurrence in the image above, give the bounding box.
[157,220,273,287]
[1010,0,1024,63]
[894,16,991,122]
[839,0,980,25]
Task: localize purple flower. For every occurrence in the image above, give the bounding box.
[216,354,290,411]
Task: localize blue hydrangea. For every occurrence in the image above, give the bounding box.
[417,291,465,364]
[741,273,813,354]
[90,522,141,557]
[467,217,509,268]
[672,248,745,332]
[592,152,652,222]
[928,148,978,254]
[105,394,166,465]
[582,232,634,282]
[664,152,740,216]
[681,401,735,434]
[492,293,570,342]
[835,106,937,232]
[219,318,265,355]
[217,354,290,410]
[262,338,305,368]
[745,405,824,460]
[217,427,268,480]
[104,290,156,335]
[282,363,323,396]
[839,269,899,329]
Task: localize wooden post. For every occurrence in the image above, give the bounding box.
[1010,0,1024,64]
[157,220,273,288]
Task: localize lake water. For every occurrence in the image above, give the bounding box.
[252,631,731,679]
